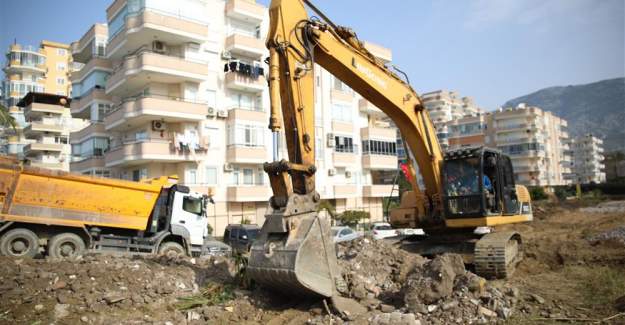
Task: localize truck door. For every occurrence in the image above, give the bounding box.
[171,193,206,246]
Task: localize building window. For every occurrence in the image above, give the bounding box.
[56,62,66,71]
[185,168,198,184]
[362,139,397,156]
[56,77,65,85]
[333,76,351,93]
[243,168,254,185]
[205,166,217,185]
[207,89,217,108]
[335,135,355,153]
[132,168,147,181]
[331,103,352,122]
[227,124,265,147]
[57,48,67,56]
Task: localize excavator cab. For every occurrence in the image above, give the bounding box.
[442,147,520,219]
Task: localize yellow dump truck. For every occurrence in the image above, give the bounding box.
[0,156,229,258]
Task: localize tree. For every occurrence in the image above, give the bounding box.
[0,103,16,130]
[336,210,370,227]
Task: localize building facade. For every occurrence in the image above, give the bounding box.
[446,103,572,186]
[567,134,606,183]
[69,0,398,236]
[420,90,483,150]
[1,41,73,158]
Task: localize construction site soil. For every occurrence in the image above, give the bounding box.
[0,199,623,324]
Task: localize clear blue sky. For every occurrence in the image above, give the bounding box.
[1,0,623,109]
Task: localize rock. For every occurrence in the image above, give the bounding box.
[52,280,67,291]
[352,283,368,300]
[506,287,520,298]
[497,306,512,319]
[530,294,546,304]
[615,295,625,312]
[54,304,70,319]
[441,300,459,311]
[478,306,497,318]
[80,316,89,323]
[427,305,437,313]
[224,306,234,312]
[187,311,201,321]
[404,254,465,310]
[380,304,395,312]
[310,307,323,315]
[104,294,126,304]
[34,304,44,312]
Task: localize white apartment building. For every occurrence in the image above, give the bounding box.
[568,134,606,183]
[69,0,398,236]
[445,103,572,186]
[420,90,483,149]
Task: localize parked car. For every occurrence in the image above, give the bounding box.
[331,226,362,243]
[397,228,426,236]
[202,236,232,257]
[371,222,399,240]
[223,224,261,254]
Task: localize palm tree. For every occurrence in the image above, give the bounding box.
[0,103,16,130]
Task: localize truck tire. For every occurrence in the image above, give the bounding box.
[0,228,40,258]
[158,242,185,257]
[47,233,86,259]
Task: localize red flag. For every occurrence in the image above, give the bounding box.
[399,162,412,182]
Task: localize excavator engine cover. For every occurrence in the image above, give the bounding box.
[248,194,340,298]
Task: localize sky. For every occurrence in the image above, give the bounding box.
[1,0,623,109]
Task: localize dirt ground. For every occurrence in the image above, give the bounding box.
[0,199,623,324]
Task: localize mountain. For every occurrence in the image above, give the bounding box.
[504,78,625,152]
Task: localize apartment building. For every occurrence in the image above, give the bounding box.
[1,41,73,158]
[68,0,399,236]
[420,90,483,149]
[567,134,606,183]
[446,104,572,186]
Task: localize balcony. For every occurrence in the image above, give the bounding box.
[70,123,106,144]
[24,143,64,155]
[107,6,209,59]
[331,89,353,103]
[226,108,266,122]
[106,51,208,96]
[363,185,394,198]
[104,139,201,167]
[23,103,66,117]
[70,87,111,119]
[70,156,106,172]
[360,126,396,141]
[358,99,384,116]
[27,160,65,170]
[332,152,357,167]
[334,185,358,198]
[225,33,265,58]
[225,0,265,23]
[24,121,64,135]
[226,186,271,202]
[331,121,353,133]
[508,150,546,159]
[71,58,112,83]
[495,122,539,132]
[361,155,397,170]
[104,95,207,131]
[72,23,108,63]
[224,72,266,92]
[226,146,267,163]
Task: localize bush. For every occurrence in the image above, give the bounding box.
[529,187,548,201]
[336,210,370,227]
[554,186,573,201]
[241,218,252,225]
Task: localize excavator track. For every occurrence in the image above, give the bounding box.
[474,231,523,279]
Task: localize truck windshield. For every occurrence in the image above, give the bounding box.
[247,229,260,240]
[444,158,481,196]
[183,196,203,215]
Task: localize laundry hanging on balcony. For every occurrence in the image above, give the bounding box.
[224,61,264,79]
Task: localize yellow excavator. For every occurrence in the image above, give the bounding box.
[248,0,533,306]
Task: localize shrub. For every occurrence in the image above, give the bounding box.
[554,186,573,201]
[529,187,548,201]
[336,210,370,227]
[241,218,252,225]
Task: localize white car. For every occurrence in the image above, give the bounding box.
[371,222,399,240]
[332,226,361,243]
[398,228,426,236]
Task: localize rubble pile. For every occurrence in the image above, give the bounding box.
[331,237,519,324]
[588,225,625,246]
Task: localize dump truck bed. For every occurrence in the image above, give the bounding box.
[0,156,171,230]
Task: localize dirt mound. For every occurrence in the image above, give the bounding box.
[0,254,234,324]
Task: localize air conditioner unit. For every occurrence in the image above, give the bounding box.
[221,51,232,60]
[152,41,167,53]
[326,133,335,147]
[217,109,228,118]
[345,171,352,178]
[328,168,336,176]
[152,120,166,131]
[207,107,216,117]
[223,163,234,171]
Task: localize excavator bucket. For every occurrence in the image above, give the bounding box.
[248,210,339,298]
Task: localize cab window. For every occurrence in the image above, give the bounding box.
[183,196,203,215]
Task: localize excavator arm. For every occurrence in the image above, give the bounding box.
[248,0,445,300]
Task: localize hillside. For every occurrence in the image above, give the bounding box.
[504,78,625,151]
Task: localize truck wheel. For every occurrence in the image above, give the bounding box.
[0,228,40,258]
[48,233,86,259]
[158,242,185,257]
